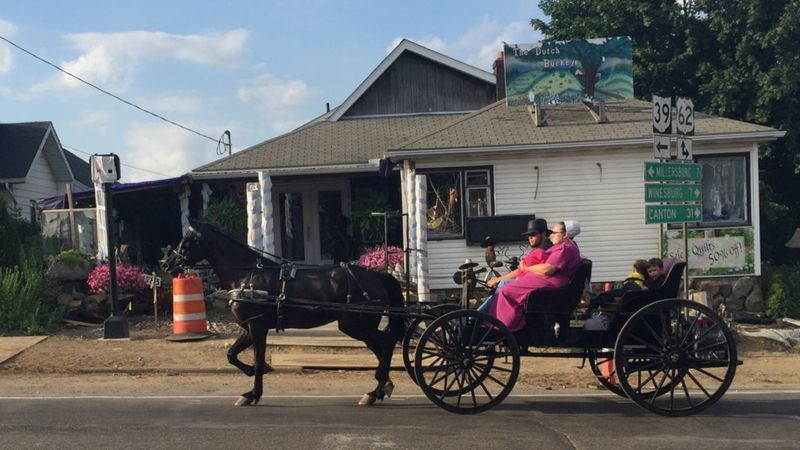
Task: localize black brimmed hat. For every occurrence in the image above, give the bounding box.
[522,218,551,236]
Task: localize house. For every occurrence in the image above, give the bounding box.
[190,40,498,265]
[388,96,784,289]
[0,121,88,221]
[189,40,784,301]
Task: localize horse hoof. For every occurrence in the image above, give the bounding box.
[235,396,253,406]
[383,380,395,398]
[358,393,377,406]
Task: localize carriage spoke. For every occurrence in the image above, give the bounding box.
[642,317,667,348]
[692,340,729,355]
[685,368,712,398]
[669,369,676,409]
[469,366,495,401]
[628,333,666,354]
[649,371,670,404]
[680,376,695,407]
[681,322,722,351]
[678,312,702,348]
[685,362,726,382]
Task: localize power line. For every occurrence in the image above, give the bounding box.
[64,145,173,178]
[0,34,220,143]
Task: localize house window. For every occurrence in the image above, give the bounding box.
[697,154,749,226]
[422,167,493,239]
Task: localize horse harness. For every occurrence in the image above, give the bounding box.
[228,260,380,332]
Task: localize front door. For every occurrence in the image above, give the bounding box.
[274,182,350,265]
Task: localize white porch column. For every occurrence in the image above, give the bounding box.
[246,182,263,250]
[403,161,417,284]
[200,183,213,216]
[93,183,108,260]
[258,171,275,254]
[414,174,430,302]
[178,184,191,235]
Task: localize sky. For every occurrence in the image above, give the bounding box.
[1,1,545,182]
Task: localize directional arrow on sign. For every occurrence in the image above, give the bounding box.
[677,137,693,160]
[653,134,671,159]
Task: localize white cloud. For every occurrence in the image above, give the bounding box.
[72,110,111,130]
[142,93,205,114]
[123,122,216,182]
[32,29,249,93]
[388,17,538,70]
[0,18,18,75]
[237,73,315,109]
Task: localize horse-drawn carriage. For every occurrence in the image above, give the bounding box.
[161,222,738,416]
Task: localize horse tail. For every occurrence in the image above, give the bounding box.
[377,272,406,343]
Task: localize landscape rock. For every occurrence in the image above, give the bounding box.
[698,280,722,296]
[726,296,745,312]
[732,277,756,300]
[46,260,91,281]
[745,285,765,313]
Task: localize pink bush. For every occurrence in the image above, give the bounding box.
[87,263,148,294]
[357,245,405,272]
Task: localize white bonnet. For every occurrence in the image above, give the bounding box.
[564,220,581,239]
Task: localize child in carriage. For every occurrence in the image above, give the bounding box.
[589,259,650,307]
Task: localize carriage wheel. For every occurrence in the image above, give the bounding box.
[402,304,461,384]
[614,299,737,416]
[414,310,519,414]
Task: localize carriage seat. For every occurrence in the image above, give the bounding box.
[618,260,686,313]
[520,259,592,345]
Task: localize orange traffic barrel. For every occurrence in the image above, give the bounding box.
[167,272,211,341]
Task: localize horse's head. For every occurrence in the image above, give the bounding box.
[160,224,205,275]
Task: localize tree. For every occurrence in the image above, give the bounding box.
[532,0,800,263]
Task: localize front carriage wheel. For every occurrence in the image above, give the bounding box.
[402,303,461,384]
[414,310,520,415]
[614,299,737,416]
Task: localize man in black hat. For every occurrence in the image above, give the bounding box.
[477,218,552,311]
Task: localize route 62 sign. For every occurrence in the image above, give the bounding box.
[652,95,672,134]
[676,97,695,136]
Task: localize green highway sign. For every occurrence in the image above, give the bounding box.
[645,204,702,224]
[645,183,702,203]
[644,162,702,182]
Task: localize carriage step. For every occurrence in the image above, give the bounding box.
[737,359,744,366]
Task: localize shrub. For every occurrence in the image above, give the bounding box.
[204,198,247,242]
[0,251,62,335]
[54,249,93,268]
[356,245,405,272]
[762,263,800,319]
[87,263,147,294]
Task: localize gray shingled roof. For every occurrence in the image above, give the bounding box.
[0,122,51,180]
[63,149,92,187]
[193,114,465,173]
[392,99,780,152]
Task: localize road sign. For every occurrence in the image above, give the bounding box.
[645,204,702,224]
[652,95,672,134]
[676,97,695,135]
[676,137,693,160]
[644,162,702,182]
[645,183,702,203]
[653,134,671,159]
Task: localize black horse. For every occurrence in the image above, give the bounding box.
[161,221,405,407]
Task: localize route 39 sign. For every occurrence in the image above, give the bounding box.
[676,97,695,136]
[652,95,672,134]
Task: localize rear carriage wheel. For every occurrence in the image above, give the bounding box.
[402,303,460,384]
[614,299,737,416]
[414,310,519,414]
[587,349,626,397]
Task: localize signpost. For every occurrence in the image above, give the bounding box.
[91,153,128,340]
[648,96,699,299]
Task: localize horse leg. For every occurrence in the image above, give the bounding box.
[235,324,269,406]
[227,330,275,376]
[339,317,396,406]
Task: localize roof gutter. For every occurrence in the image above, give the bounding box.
[386,130,786,160]
[190,161,380,180]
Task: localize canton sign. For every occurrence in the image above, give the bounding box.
[646,204,702,224]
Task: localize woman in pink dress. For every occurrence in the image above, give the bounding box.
[486,221,583,332]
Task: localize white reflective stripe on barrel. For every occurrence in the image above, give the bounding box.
[173,313,207,321]
[173,293,205,302]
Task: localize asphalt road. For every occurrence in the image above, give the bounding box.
[2,391,799,449]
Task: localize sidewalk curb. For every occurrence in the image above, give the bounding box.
[75,364,405,375]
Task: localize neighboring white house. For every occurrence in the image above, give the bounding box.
[0,121,90,221]
[387,98,785,288]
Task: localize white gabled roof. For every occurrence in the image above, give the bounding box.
[329,39,495,122]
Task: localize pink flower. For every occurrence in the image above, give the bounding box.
[356,245,405,272]
[87,263,148,294]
